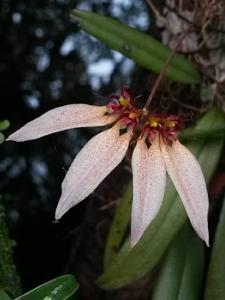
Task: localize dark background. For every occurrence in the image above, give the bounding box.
[0,1,154,299]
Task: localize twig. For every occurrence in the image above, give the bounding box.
[144,25,193,110]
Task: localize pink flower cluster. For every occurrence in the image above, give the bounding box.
[7,87,209,247]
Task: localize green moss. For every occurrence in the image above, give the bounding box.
[0,204,21,297]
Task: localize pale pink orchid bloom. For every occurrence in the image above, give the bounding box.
[7,101,133,219]
[131,134,209,247]
[7,89,209,247]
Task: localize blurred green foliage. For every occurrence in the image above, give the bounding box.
[204,196,225,300]
[0,290,12,300]
[152,224,204,300]
[0,120,10,144]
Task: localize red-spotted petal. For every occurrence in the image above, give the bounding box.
[131,137,166,247]
[55,125,131,220]
[160,138,209,246]
[7,104,116,142]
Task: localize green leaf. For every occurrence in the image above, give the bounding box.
[15,275,79,300]
[152,224,204,300]
[71,10,200,84]
[104,184,132,268]
[0,290,12,300]
[97,108,225,289]
[204,195,225,300]
[180,126,225,141]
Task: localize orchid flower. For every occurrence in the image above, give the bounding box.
[7,88,209,247]
[131,115,209,247]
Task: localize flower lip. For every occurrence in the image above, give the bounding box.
[106,86,182,141]
[106,86,132,113]
[106,88,183,144]
[106,87,141,128]
[143,113,182,143]
[120,85,132,102]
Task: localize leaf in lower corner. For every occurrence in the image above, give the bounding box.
[15,275,79,300]
[152,224,204,300]
[0,290,12,300]
[204,195,225,300]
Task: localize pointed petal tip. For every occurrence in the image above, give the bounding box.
[5,134,15,142]
[54,211,62,221]
[6,136,22,142]
[130,226,145,248]
[55,201,68,220]
[199,233,209,247]
[130,236,139,248]
[6,131,30,142]
[195,223,209,247]
[54,210,64,221]
[202,230,209,247]
[130,241,136,249]
[55,191,80,220]
[52,219,60,224]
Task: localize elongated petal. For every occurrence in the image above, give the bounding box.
[131,137,166,247]
[55,125,131,219]
[160,138,209,246]
[7,104,116,142]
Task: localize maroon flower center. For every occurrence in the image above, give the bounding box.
[106,87,181,142]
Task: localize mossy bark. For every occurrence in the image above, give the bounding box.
[0,204,21,297]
